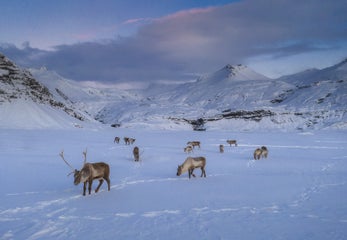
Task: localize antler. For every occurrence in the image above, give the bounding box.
[59,150,75,171]
[82,148,87,164]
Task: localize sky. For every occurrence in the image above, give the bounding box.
[1,0,347,87]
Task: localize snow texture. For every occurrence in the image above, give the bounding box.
[0,128,346,239]
[1,53,347,239]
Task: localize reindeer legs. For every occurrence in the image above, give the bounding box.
[88,179,93,194]
[201,167,206,177]
[105,177,111,191]
[188,167,206,178]
[95,179,104,193]
[83,182,87,196]
[83,179,93,195]
[188,168,196,178]
[82,180,93,195]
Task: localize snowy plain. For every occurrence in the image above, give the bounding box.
[1,126,347,240]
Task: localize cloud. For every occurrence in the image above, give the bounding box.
[1,0,346,83]
[122,18,153,25]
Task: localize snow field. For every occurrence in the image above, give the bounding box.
[0,128,347,239]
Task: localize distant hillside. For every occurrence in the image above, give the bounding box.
[0,53,92,129]
[76,59,346,130]
[1,52,346,130]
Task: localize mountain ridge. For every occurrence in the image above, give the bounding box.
[0,53,93,129]
[1,52,346,130]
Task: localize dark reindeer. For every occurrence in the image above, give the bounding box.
[219,144,224,153]
[59,149,111,196]
[226,140,238,146]
[133,146,140,161]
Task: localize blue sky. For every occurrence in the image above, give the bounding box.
[1,0,347,85]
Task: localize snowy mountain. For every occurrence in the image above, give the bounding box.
[29,67,141,119]
[0,53,93,129]
[91,60,347,131]
[1,51,346,130]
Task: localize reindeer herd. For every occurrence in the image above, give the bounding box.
[59,136,269,196]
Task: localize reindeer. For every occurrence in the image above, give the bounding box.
[124,137,136,145]
[219,144,224,153]
[187,141,200,149]
[177,156,206,179]
[253,148,262,160]
[261,146,268,158]
[59,149,111,196]
[253,146,269,160]
[226,140,238,146]
[114,137,120,144]
[184,145,193,154]
[133,146,140,161]
[124,137,130,145]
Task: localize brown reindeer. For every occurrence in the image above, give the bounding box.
[187,141,201,149]
[253,148,262,160]
[226,140,238,146]
[128,138,136,145]
[133,146,140,161]
[219,144,224,153]
[177,156,206,179]
[124,137,130,145]
[261,146,268,158]
[184,145,193,154]
[114,137,120,144]
[59,149,111,196]
[124,137,136,145]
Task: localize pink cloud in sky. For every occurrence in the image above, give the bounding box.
[122,18,153,25]
[2,0,346,83]
[157,6,216,22]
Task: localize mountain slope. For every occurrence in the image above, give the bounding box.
[1,52,346,131]
[30,67,143,118]
[78,60,347,130]
[0,53,92,129]
[167,64,291,112]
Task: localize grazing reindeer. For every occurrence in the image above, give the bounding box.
[177,156,206,179]
[219,144,224,153]
[261,146,268,158]
[133,146,140,161]
[124,137,130,145]
[226,140,238,146]
[187,141,200,149]
[184,145,193,154]
[124,137,136,145]
[253,148,262,160]
[59,149,111,196]
[114,137,120,144]
[128,138,136,145]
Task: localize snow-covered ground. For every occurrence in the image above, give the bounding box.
[1,127,346,239]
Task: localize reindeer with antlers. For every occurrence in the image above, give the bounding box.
[59,149,111,196]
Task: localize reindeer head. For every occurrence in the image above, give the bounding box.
[73,149,91,184]
[73,169,81,185]
[177,165,183,176]
[73,163,92,185]
[60,149,89,185]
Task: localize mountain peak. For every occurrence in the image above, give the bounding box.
[206,63,269,82]
[335,57,347,71]
[223,63,246,69]
[222,64,247,75]
[340,58,347,64]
